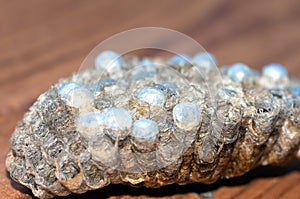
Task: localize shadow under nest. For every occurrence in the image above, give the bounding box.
[8,161,300,199]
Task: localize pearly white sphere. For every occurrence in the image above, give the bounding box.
[262,63,288,80]
[58,82,81,97]
[132,119,159,141]
[227,63,254,82]
[58,82,94,109]
[169,54,191,65]
[76,112,105,137]
[95,50,122,74]
[137,87,166,108]
[193,52,217,70]
[173,102,201,130]
[139,59,153,67]
[104,107,132,130]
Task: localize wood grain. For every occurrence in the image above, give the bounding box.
[1,0,300,198]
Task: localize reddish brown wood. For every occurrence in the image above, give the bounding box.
[1,0,300,198]
[108,194,201,199]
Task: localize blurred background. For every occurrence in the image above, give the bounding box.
[1,0,300,198]
[1,0,300,112]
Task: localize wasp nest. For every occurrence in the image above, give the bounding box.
[6,51,300,198]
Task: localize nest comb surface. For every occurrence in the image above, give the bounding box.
[6,52,300,198]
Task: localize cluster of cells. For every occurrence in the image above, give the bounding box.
[6,50,300,198]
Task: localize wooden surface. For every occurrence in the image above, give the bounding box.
[1,0,300,198]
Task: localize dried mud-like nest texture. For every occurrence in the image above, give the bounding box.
[6,52,300,198]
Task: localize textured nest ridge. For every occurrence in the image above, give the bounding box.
[6,53,300,198]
